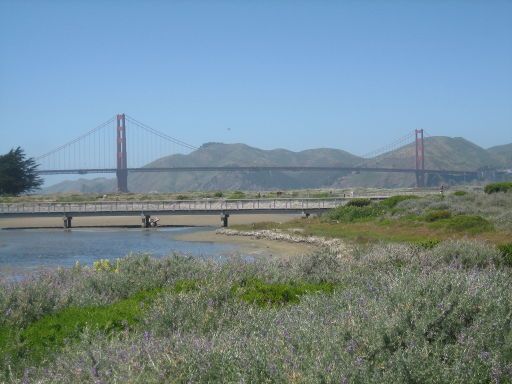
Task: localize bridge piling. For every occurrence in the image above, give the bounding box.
[63,216,72,229]
[221,212,230,227]
[141,215,151,228]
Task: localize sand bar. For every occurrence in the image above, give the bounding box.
[173,228,317,260]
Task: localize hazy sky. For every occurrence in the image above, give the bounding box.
[1,0,511,163]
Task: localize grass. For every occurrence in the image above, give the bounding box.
[234,279,335,306]
[428,214,494,233]
[498,243,512,267]
[0,278,203,372]
[18,288,160,361]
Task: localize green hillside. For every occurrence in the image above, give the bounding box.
[487,143,512,168]
[127,143,362,192]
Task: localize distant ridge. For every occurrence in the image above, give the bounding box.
[43,138,512,193]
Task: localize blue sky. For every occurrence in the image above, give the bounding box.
[1,0,511,165]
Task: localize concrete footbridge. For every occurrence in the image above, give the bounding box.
[0,197,388,228]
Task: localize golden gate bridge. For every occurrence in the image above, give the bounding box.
[35,113,486,192]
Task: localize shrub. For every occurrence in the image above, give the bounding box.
[93,258,120,273]
[311,192,330,198]
[424,210,451,222]
[497,243,512,267]
[176,194,189,200]
[453,190,467,196]
[3,249,512,383]
[327,205,383,222]
[228,191,246,199]
[346,198,371,207]
[235,279,335,306]
[429,215,493,233]
[213,191,223,198]
[484,182,512,194]
[429,240,502,268]
[413,239,441,249]
[379,195,419,209]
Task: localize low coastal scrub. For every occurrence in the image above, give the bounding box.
[229,189,512,246]
[484,181,512,194]
[327,204,384,222]
[378,194,419,209]
[1,241,512,383]
[345,198,372,207]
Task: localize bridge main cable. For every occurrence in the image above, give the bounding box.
[35,116,116,161]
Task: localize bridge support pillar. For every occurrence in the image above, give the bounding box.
[415,171,425,188]
[63,216,72,229]
[116,114,129,193]
[415,129,425,188]
[221,213,230,227]
[141,215,151,228]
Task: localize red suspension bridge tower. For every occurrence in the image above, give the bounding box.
[116,114,128,192]
[415,129,425,187]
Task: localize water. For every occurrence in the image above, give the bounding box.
[0,227,241,279]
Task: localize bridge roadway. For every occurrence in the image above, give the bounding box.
[0,197,384,228]
[37,166,481,177]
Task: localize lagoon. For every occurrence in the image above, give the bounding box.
[0,227,240,279]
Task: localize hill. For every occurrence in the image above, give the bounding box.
[487,143,512,168]
[44,143,362,193]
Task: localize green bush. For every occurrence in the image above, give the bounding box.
[235,279,335,306]
[176,194,189,200]
[379,195,419,209]
[453,190,467,196]
[327,205,384,222]
[497,243,512,267]
[346,198,371,207]
[213,191,223,198]
[484,182,512,194]
[430,215,493,233]
[424,210,451,222]
[413,239,441,249]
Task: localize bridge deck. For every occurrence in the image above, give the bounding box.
[0,198,384,218]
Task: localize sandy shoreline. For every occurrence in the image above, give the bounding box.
[173,228,317,259]
[0,214,300,229]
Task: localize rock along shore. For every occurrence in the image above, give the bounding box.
[216,228,352,258]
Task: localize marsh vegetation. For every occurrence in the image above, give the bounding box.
[1,187,511,383]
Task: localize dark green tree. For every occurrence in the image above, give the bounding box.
[0,147,43,195]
